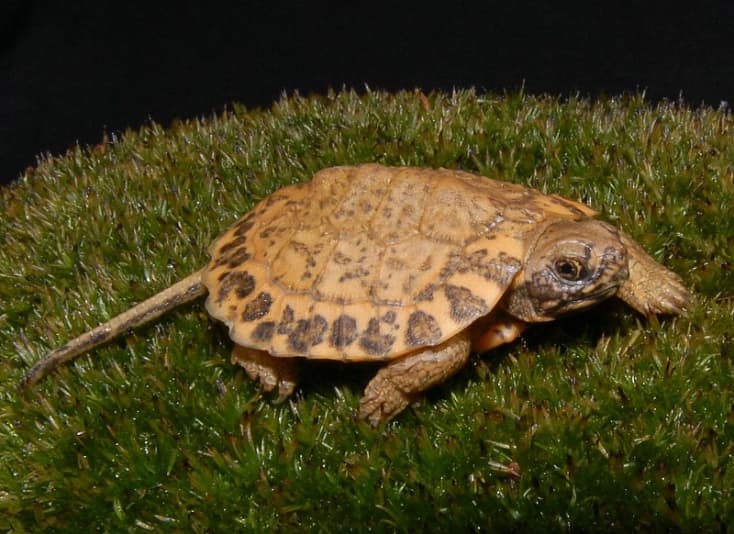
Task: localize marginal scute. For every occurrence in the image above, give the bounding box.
[406,310,442,347]
[287,315,329,352]
[225,247,252,269]
[202,164,598,361]
[252,321,276,342]
[218,235,247,254]
[232,216,255,237]
[216,271,255,304]
[358,318,396,356]
[277,305,295,334]
[242,292,273,322]
[444,285,490,323]
[331,314,358,348]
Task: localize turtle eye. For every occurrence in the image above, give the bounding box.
[554,258,589,281]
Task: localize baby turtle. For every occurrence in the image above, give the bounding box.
[22,164,689,424]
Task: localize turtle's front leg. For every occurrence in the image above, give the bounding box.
[359,331,471,425]
[231,345,299,400]
[616,231,690,316]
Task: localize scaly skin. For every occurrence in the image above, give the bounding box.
[359,330,472,425]
[231,345,299,400]
[616,232,690,316]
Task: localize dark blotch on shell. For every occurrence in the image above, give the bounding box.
[444,285,490,323]
[330,315,358,348]
[359,318,395,356]
[440,250,520,286]
[233,215,256,237]
[218,235,247,254]
[216,271,255,304]
[288,315,328,352]
[381,310,397,324]
[226,247,252,268]
[415,284,436,302]
[277,305,295,334]
[252,321,276,342]
[242,292,273,321]
[406,310,442,346]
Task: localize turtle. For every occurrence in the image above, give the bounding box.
[21,164,690,424]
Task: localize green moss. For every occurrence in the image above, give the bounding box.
[1,90,732,530]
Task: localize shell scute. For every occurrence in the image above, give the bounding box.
[376,237,454,303]
[370,171,432,244]
[405,310,443,347]
[271,229,338,292]
[358,316,397,357]
[421,178,497,245]
[313,233,381,303]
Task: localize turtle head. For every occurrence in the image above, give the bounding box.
[504,219,630,322]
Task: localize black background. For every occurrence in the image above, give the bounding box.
[2,2,733,186]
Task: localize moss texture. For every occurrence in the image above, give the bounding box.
[1,90,732,531]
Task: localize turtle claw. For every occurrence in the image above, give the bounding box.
[359,379,412,426]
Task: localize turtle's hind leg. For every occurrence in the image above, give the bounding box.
[231,345,300,400]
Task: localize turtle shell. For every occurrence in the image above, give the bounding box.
[202,164,596,361]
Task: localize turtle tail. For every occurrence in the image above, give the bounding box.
[20,269,207,389]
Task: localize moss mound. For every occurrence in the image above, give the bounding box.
[1,90,732,530]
